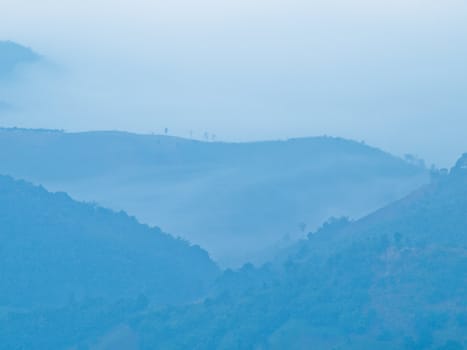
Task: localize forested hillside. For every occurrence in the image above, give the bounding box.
[2,156,464,350]
[128,154,467,349]
[0,175,219,308]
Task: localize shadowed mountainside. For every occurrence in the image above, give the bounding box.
[0,175,219,308]
[128,154,467,349]
[1,155,464,349]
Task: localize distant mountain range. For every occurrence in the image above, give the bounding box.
[0,175,219,309]
[0,41,41,114]
[0,128,428,266]
[0,41,40,79]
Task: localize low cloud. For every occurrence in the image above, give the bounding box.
[0,0,466,166]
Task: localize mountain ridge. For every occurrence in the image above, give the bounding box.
[0,127,429,266]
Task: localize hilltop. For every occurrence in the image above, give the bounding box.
[0,128,428,265]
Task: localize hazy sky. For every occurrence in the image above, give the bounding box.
[1,0,467,166]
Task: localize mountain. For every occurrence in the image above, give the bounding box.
[0,175,219,309]
[126,154,467,349]
[0,41,40,79]
[0,155,462,350]
[0,128,428,266]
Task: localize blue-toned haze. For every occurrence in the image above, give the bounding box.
[2,2,467,348]
[1,0,466,165]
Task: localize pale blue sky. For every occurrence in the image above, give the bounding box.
[1,0,467,166]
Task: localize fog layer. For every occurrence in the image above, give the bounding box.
[1,0,467,166]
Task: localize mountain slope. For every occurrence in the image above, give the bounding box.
[0,158,462,349]
[0,175,219,308]
[0,128,428,266]
[130,154,467,349]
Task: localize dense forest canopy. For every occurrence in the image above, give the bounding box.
[0,175,219,308]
